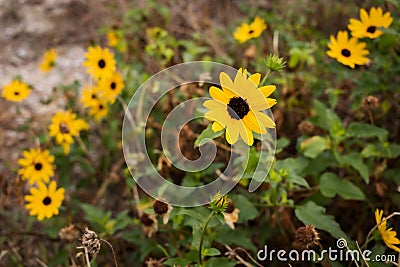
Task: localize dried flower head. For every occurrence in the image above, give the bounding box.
[59,224,78,243]
[153,199,173,224]
[293,224,321,250]
[361,95,379,110]
[141,213,158,238]
[78,227,101,261]
[223,200,240,229]
[298,121,315,135]
[145,257,164,267]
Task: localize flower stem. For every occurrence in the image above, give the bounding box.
[260,69,271,87]
[199,211,215,266]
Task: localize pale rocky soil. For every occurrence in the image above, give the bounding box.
[0,0,119,176]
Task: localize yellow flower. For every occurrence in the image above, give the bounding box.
[204,68,276,146]
[98,71,125,103]
[1,79,31,102]
[39,49,57,72]
[348,7,393,39]
[83,46,116,80]
[327,31,370,68]
[48,110,89,154]
[80,84,103,108]
[375,209,400,252]
[107,31,119,47]
[88,98,109,121]
[233,16,267,43]
[18,148,55,185]
[25,181,65,221]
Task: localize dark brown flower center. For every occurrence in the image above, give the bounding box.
[34,163,43,171]
[91,94,97,99]
[42,196,51,205]
[98,59,106,69]
[110,82,116,90]
[153,200,168,215]
[227,97,250,120]
[99,104,104,110]
[225,200,235,213]
[14,91,20,96]
[59,122,70,134]
[248,30,254,34]
[140,213,154,226]
[341,49,351,57]
[367,26,376,33]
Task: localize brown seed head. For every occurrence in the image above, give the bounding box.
[80,227,101,258]
[361,95,379,110]
[153,200,169,215]
[298,121,315,135]
[141,213,154,226]
[59,224,78,242]
[294,224,320,250]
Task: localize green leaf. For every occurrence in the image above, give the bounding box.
[342,152,369,183]
[276,137,290,153]
[319,172,365,200]
[176,209,204,223]
[204,248,221,256]
[295,201,347,239]
[361,143,400,158]
[206,257,237,267]
[232,195,258,223]
[312,100,343,134]
[163,258,193,266]
[347,122,388,142]
[289,174,310,188]
[194,124,224,147]
[300,136,330,158]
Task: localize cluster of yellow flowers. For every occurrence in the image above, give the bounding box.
[327,7,393,68]
[81,46,125,121]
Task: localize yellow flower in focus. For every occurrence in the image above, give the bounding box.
[83,46,116,80]
[25,181,65,221]
[348,7,393,39]
[375,209,400,252]
[98,71,125,103]
[48,110,89,155]
[107,31,119,47]
[80,85,103,108]
[88,98,109,121]
[39,49,57,72]
[327,31,370,68]
[1,79,31,102]
[233,16,267,43]
[204,68,276,146]
[18,148,55,185]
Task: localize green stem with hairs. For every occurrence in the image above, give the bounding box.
[260,69,272,87]
[199,211,215,266]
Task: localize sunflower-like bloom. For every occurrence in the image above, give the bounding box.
[48,110,89,154]
[80,85,103,108]
[327,31,370,68]
[1,79,31,102]
[204,69,276,146]
[98,71,125,103]
[375,209,400,252]
[83,46,116,80]
[18,148,55,185]
[39,49,57,72]
[348,7,393,39]
[233,16,267,43]
[25,181,65,221]
[88,98,109,121]
[107,31,119,47]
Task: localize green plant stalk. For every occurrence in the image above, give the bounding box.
[260,69,272,87]
[199,210,215,266]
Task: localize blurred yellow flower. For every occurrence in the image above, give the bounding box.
[25,181,65,221]
[39,49,57,72]
[83,46,116,80]
[233,16,267,43]
[375,209,400,252]
[1,79,31,102]
[204,68,276,146]
[48,110,89,154]
[18,148,55,185]
[107,31,119,47]
[88,98,109,121]
[80,84,103,108]
[327,31,370,68]
[98,71,125,103]
[348,7,393,39]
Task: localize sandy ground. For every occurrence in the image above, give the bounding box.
[0,0,118,175]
